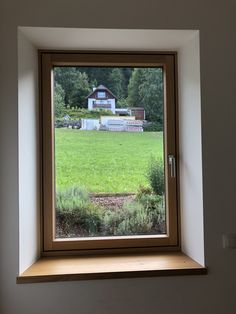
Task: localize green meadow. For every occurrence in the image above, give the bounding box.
[55,129,163,193]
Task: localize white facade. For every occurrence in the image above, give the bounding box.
[81,118,100,130]
[80,116,143,131]
[100,116,143,132]
[100,115,135,128]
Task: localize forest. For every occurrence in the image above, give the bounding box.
[54,66,164,127]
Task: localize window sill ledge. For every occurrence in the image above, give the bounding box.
[17,251,207,284]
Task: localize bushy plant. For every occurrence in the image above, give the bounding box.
[56,107,116,120]
[135,193,165,224]
[56,186,89,212]
[56,186,165,237]
[135,185,153,199]
[146,157,164,196]
[143,121,163,132]
[103,201,153,236]
[56,187,104,236]
[119,201,153,235]
[55,119,81,128]
[103,194,166,236]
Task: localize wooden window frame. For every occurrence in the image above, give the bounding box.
[39,51,179,254]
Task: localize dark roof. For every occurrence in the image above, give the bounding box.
[86,85,117,99]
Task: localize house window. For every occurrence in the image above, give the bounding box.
[40,51,179,253]
[97,91,106,98]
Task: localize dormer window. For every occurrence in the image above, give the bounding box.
[97,91,106,98]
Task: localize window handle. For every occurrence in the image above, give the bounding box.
[168,154,176,178]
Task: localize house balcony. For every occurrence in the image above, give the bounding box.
[93,103,111,109]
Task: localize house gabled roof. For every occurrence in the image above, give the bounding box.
[86,85,117,99]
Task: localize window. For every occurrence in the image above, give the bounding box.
[40,51,179,253]
[97,91,106,98]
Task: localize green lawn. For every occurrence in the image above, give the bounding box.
[55,129,163,193]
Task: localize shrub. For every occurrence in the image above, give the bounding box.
[56,187,104,236]
[102,195,165,236]
[143,121,163,132]
[119,201,153,235]
[136,185,153,199]
[55,120,65,128]
[56,186,89,212]
[146,156,164,196]
[55,119,81,129]
[56,186,165,237]
[135,193,165,225]
[56,107,116,121]
[103,201,153,236]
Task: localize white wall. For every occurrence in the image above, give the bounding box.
[19,28,203,267]
[18,30,40,273]
[88,98,96,110]
[178,33,204,263]
[110,99,116,114]
[18,27,204,272]
[1,1,236,314]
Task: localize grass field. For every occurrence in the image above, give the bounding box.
[55,129,163,193]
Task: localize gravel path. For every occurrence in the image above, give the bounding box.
[90,193,136,210]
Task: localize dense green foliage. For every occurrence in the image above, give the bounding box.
[55,108,115,127]
[56,186,165,237]
[143,121,163,132]
[103,192,165,236]
[68,72,91,108]
[108,68,126,99]
[54,83,65,118]
[139,68,164,124]
[56,187,105,236]
[54,67,132,107]
[127,68,144,106]
[55,129,163,193]
[127,68,163,123]
[54,68,90,108]
[54,66,164,129]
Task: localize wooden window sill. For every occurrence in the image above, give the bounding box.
[17,252,207,284]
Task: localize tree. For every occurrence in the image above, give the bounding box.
[127,68,145,107]
[54,67,91,108]
[122,68,133,98]
[108,68,125,99]
[116,98,129,108]
[127,68,164,126]
[54,67,134,107]
[69,72,91,108]
[139,68,164,123]
[54,67,79,105]
[54,83,65,118]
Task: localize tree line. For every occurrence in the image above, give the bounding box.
[54,66,163,124]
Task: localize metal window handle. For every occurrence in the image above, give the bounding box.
[168,154,176,178]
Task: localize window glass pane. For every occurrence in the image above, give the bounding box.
[53,66,166,239]
[97,91,106,98]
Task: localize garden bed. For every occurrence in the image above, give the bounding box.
[55,188,166,239]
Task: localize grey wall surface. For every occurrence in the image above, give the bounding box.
[0,1,236,313]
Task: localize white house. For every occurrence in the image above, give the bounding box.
[86,85,117,114]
